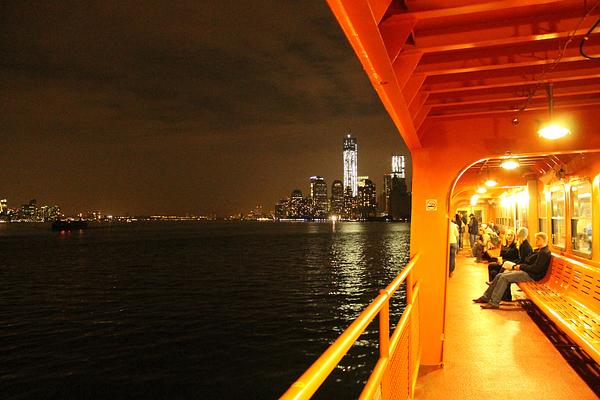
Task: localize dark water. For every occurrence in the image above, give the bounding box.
[0,221,410,399]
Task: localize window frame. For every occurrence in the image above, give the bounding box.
[550,184,566,249]
[570,178,593,259]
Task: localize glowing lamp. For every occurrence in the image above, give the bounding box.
[538,123,571,140]
[470,194,479,206]
[500,159,519,170]
[476,186,487,194]
[484,179,498,187]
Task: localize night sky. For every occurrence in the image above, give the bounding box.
[1,1,409,216]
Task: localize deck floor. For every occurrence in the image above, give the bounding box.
[413,248,598,399]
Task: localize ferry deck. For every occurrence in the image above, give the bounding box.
[281,1,600,399]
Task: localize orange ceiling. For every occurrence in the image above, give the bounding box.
[377,0,600,123]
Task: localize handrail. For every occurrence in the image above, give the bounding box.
[360,282,421,399]
[280,253,421,400]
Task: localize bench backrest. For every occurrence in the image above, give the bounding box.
[543,254,600,315]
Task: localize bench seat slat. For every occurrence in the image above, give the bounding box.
[518,254,600,365]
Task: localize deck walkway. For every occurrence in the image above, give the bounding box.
[413,249,598,399]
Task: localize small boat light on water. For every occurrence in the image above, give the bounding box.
[538,123,571,140]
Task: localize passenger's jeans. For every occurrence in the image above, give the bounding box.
[482,270,533,306]
[449,243,457,275]
[469,234,477,253]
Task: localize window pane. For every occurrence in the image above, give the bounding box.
[551,186,565,247]
[539,218,547,233]
[570,180,592,255]
[538,190,547,234]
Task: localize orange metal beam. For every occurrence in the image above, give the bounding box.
[426,73,600,96]
[428,89,600,108]
[391,0,573,22]
[403,73,427,106]
[420,55,590,77]
[414,105,432,133]
[428,99,600,118]
[380,18,416,63]
[368,0,392,24]
[393,51,423,89]
[404,29,596,55]
[326,0,422,150]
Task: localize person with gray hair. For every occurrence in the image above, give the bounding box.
[516,227,533,262]
[474,232,551,309]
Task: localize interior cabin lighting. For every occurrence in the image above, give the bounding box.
[538,83,571,140]
[500,158,519,170]
[470,194,479,205]
[476,186,487,194]
[484,178,498,187]
[538,123,571,140]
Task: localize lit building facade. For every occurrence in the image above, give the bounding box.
[343,134,358,197]
[310,176,329,218]
[358,177,377,219]
[392,154,405,178]
[330,180,344,216]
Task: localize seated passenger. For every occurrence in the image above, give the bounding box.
[487,229,519,281]
[473,232,551,309]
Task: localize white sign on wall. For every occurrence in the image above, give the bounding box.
[425,199,438,211]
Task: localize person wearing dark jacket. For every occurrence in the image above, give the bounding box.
[468,214,479,255]
[473,232,551,309]
[516,226,533,262]
[487,229,519,281]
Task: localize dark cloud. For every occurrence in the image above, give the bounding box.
[0,1,409,215]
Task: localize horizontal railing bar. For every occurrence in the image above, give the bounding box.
[280,254,421,400]
[384,253,421,295]
[361,282,422,400]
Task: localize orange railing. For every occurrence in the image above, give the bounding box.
[280,253,422,400]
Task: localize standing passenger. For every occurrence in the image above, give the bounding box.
[449,218,459,277]
[468,214,479,255]
[454,213,465,249]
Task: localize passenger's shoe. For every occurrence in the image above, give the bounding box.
[472,296,488,303]
[480,303,500,309]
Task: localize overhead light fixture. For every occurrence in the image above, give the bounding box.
[538,124,570,140]
[485,178,498,187]
[500,152,519,170]
[538,83,571,140]
[470,194,479,205]
[476,186,487,194]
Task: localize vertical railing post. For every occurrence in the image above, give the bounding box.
[406,271,413,305]
[405,270,414,399]
[379,290,390,400]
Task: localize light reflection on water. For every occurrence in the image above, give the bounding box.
[0,221,410,400]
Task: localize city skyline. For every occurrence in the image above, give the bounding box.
[0,2,410,216]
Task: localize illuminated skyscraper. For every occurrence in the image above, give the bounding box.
[357,178,377,218]
[310,176,328,218]
[330,180,344,216]
[392,154,405,178]
[343,134,358,197]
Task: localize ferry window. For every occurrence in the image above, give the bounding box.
[516,190,528,229]
[550,186,566,248]
[538,190,547,233]
[570,180,592,256]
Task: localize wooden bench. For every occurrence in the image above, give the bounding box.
[517,254,600,364]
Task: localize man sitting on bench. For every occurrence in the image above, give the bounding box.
[473,232,551,309]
